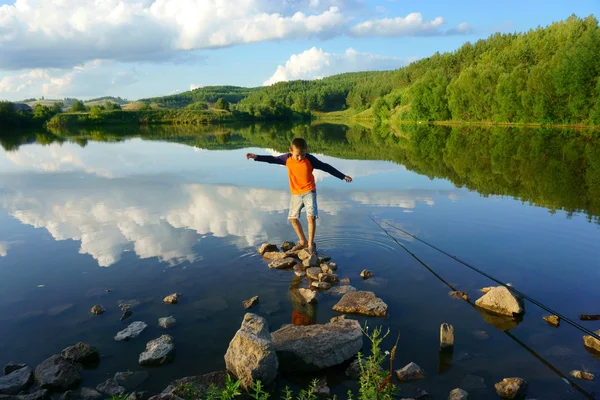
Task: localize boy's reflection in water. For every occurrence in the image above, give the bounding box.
[290,278,317,325]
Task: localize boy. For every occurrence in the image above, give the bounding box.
[246,137,352,254]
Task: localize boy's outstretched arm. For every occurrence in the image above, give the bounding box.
[306,154,353,182]
[246,153,290,165]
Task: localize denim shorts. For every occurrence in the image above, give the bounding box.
[288,190,318,219]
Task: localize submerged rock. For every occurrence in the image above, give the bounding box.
[61,343,100,365]
[449,291,469,301]
[448,388,469,400]
[280,242,295,252]
[570,370,595,380]
[290,288,319,304]
[258,243,278,256]
[0,366,33,395]
[543,315,560,327]
[318,273,338,284]
[224,313,278,389]
[268,258,297,269]
[158,316,176,329]
[475,286,523,317]
[115,321,148,341]
[360,270,373,279]
[34,355,81,391]
[120,309,133,321]
[242,296,259,309]
[96,379,125,397]
[395,362,425,381]
[139,335,175,366]
[90,305,104,315]
[583,329,600,353]
[311,281,331,290]
[271,319,362,372]
[340,277,351,284]
[494,377,527,399]
[326,285,357,297]
[115,371,150,389]
[332,291,388,317]
[460,374,486,390]
[163,293,180,304]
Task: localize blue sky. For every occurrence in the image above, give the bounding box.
[0,0,597,101]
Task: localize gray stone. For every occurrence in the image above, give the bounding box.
[158,316,176,329]
[61,343,100,364]
[0,366,33,395]
[320,263,337,274]
[494,377,527,399]
[268,258,297,269]
[271,319,363,372]
[448,388,469,400]
[570,370,594,380]
[460,374,486,390]
[258,243,278,256]
[475,287,523,317]
[115,321,148,341]
[162,371,228,397]
[318,273,338,284]
[61,387,102,400]
[242,296,259,309]
[543,315,560,327]
[317,254,332,263]
[360,270,373,279]
[3,364,27,376]
[583,329,600,353]
[395,362,425,381]
[440,323,454,349]
[326,285,357,297]
[34,355,81,391]
[293,264,306,277]
[121,309,133,321]
[127,392,150,400]
[280,242,295,252]
[290,288,319,304]
[306,267,322,280]
[118,299,141,309]
[302,254,319,268]
[90,305,104,315]
[298,249,311,261]
[415,388,430,399]
[262,251,288,261]
[163,293,180,304]
[224,313,278,389]
[314,380,330,397]
[311,281,331,290]
[115,371,150,389]
[96,379,125,396]
[139,335,175,366]
[332,291,388,317]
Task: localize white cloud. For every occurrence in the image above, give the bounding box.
[264,47,407,85]
[350,12,467,37]
[189,83,203,91]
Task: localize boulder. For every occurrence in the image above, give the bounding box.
[317,254,331,263]
[90,305,104,315]
[475,287,523,317]
[360,270,373,279]
[61,343,100,364]
[258,243,278,256]
[242,296,259,309]
[262,252,288,261]
[163,293,180,304]
[162,371,229,397]
[290,288,319,304]
[543,315,560,327]
[34,355,81,391]
[139,335,175,366]
[158,316,176,329]
[332,291,388,317]
[268,258,297,269]
[570,370,594,380]
[306,267,322,280]
[0,366,33,395]
[280,242,295,252]
[583,329,600,353]
[96,379,125,397]
[3,364,27,375]
[271,319,363,372]
[115,371,150,389]
[297,249,311,261]
[318,273,338,284]
[311,281,331,290]
[395,362,425,381]
[494,377,527,399]
[224,313,278,389]
[440,323,454,350]
[326,285,357,297]
[448,388,468,400]
[302,254,319,268]
[115,321,148,341]
[61,387,102,400]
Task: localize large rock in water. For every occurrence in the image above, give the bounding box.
[332,291,388,317]
[258,243,278,256]
[583,329,600,353]
[96,379,125,396]
[0,366,33,395]
[115,321,148,341]
[139,335,175,366]
[34,355,81,391]
[475,286,523,317]
[494,377,527,399]
[262,252,288,261]
[224,313,278,389]
[268,258,297,269]
[271,319,363,372]
[61,343,100,364]
[448,388,469,400]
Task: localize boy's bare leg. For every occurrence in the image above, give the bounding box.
[290,218,308,246]
[308,216,316,251]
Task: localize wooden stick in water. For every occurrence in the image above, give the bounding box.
[579,314,600,321]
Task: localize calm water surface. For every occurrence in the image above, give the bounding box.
[0,123,599,399]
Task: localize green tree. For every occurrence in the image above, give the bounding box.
[33,104,52,120]
[407,69,451,121]
[51,102,64,113]
[89,106,103,120]
[214,98,230,111]
[70,100,86,112]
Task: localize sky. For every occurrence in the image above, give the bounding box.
[0,0,597,101]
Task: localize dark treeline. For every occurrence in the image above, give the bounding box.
[8,123,599,222]
[139,86,258,108]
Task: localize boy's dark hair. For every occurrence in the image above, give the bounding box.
[291,137,308,151]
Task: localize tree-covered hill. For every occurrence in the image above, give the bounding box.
[139,86,259,108]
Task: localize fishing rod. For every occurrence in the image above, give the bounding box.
[369,215,600,342]
[368,216,595,399]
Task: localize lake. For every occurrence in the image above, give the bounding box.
[0,123,599,399]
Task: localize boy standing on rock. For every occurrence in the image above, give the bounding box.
[247,138,352,254]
